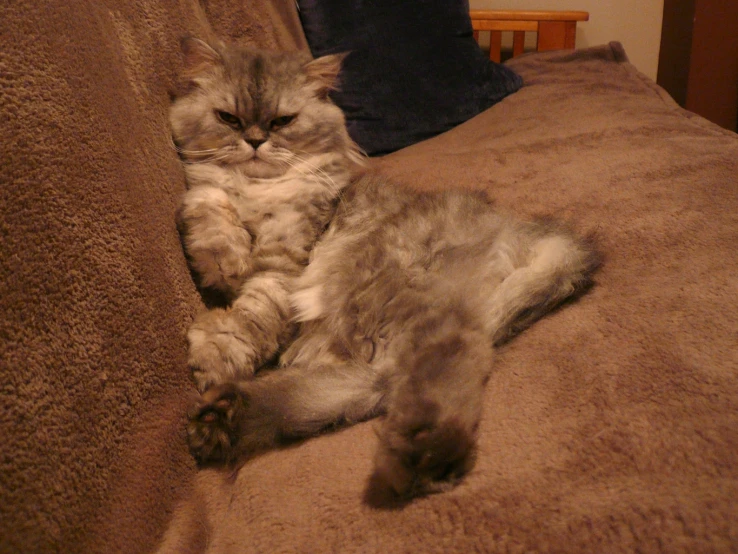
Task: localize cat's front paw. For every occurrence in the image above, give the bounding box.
[367,414,478,505]
[215,226,253,292]
[187,383,246,466]
[188,227,253,297]
[187,308,257,392]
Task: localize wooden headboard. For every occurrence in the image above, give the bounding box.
[470,10,589,62]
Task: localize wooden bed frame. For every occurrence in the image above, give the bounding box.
[470,10,589,62]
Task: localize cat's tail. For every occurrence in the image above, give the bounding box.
[485,223,601,345]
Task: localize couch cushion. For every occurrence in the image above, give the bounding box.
[0,0,307,552]
[297,0,523,155]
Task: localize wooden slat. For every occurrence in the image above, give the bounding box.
[470,10,589,22]
[512,31,526,57]
[489,31,502,63]
[472,20,538,32]
[470,10,589,57]
[537,21,566,51]
[563,20,578,49]
[537,21,579,51]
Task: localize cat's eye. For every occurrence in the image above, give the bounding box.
[215,110,242,129]
[270,114,296,130]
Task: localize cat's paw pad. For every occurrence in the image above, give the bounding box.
[368,417,478,504]
[187,383,246,466]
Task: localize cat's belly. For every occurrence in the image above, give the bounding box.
[254,208,311,248]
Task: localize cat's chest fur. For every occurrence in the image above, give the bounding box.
[185,161,346,254]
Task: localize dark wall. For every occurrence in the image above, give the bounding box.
[657,0,738,132]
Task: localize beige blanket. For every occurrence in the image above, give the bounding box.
[2,1,737,552]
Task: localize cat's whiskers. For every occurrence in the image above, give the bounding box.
[268,155,318,182]
[288,151,354,215]
[169,137,223,156]
[169,137,239,164]
[267,149,299,170]
[177,147,223,155]
[175,145,240,165]
[181,152,234,165]
[270,152,348,211]
[280,151,341,195]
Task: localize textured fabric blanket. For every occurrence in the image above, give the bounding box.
[1,1,304,552]
[156,44,738,553]
[2,1,737,553]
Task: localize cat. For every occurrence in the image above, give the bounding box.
[171,38,363,390]
[170,38,600,502]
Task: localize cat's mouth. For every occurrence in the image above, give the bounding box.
[241,142,272,163]
[221,142,290,178]
[228,145,270,165]
[241,155,287,178]
[247,150,273,165]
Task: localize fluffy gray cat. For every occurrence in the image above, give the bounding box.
[170,38,600,502]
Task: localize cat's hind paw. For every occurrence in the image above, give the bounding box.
[367,415,478,505]
[187,383,246,466]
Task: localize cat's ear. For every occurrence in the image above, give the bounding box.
[180,37,222,77]
[304,53,348,97]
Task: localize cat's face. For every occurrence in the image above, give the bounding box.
[170,40,356,178]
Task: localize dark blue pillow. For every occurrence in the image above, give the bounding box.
[297,0,523,155]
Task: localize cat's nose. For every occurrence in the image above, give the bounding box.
[245,138,266,150]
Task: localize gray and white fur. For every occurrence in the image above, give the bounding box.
[170,39,600,502]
